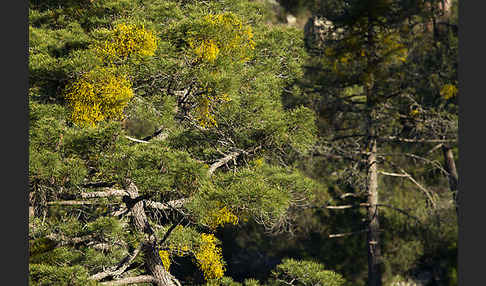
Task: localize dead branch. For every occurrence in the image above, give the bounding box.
[47,200,99,206]
[145,199,187,211]
[99,275,156,285]
[381,136,456,144]
[379,168,437,208]
[89,244,142,281]
[124,136,150,144]
[376,204,421,223]
[329,229,369,238]
[46,233,94,246]
[81,189,128,199]
[208,151,241,176]
[379,171,409,177]
[324,203,370,209]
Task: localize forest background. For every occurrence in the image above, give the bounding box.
[27,0,458,285]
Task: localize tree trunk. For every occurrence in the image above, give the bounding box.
[366,137,382,286]
[365,15,382,286]
[126,182,179,286]
[442,145,458,216]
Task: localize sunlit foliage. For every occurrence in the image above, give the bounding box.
[65,66,134,127]
[94,23,157,62]
[195,233,226,280]
[187,12,255,64]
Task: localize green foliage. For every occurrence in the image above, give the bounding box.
[188,162,318,231]
[29,264,97,286]
[29,0,458,285]
[99,141,207,198]
[270,258,346,286]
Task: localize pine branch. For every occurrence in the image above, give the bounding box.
[99,275,156,285]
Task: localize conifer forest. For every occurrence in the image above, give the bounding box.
[28,0,458,285]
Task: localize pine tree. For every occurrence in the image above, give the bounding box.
[29,0,345,285]
[294,0,458,285]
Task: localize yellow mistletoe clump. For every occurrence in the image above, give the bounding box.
[187,12,255,63]
[95,23,157,61]
[195,92,230,128]
[158,250,171,271]
[204,206,239,229]
[195,233,225,280]
[65,67,134,127]
[440,84,458,100]
[193,39,220,63]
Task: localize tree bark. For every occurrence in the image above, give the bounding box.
[366,137,382,286]
[100,275,156,285]
[442,145,458,215]
[365,16,382,286]
[125,182,180,286]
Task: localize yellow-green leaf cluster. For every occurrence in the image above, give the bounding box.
[95,23,157,62]
[187,12,255,64]
[65,67,134,127]
[203,206,239,230]
[440,84,458,100]
[158,250,171,271]
[195,92,230,128]
[195,233,225,280]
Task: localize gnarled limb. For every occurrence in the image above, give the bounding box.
[89,245,142,281]
[208,151,241,176]
[81,189,128,199]
[145,199,187,211]
[100,275,156,285]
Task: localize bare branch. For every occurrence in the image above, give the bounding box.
[81,189,128,199]
[47,200,98,206]
[124,136,150,144]
[46,233,94,245]
[400,169,437,208]
[90,245,142,281]
[141,127,168,142]
[99,275,156,286]
[145,198,187,211]
[376,204,421,223]
[427,143,444,155]
[340,193,360,199]
[329,229,369,238]
[379,152,448,176]
[379,171,409,177]
[208,151,241,176]
[159,217,185,246]
[380,136,456,144]
[324,203,370,209]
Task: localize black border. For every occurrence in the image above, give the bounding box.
[458,0,480,285]
[4,0,29,284]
